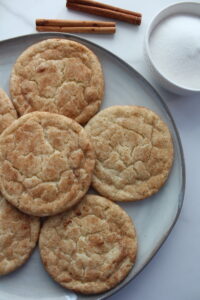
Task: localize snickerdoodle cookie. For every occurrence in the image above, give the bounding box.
[39,194,137,294]
[0,112,95,216]
[10,38,104,124]
[0,88,17,134]
[0,194,40,275]
[85,105,174,201]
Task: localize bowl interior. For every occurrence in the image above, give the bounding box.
[146,2,200,93]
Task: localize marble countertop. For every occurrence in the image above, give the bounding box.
[0,0,200,299]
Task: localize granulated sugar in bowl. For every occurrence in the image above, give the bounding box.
[145,2,200,95]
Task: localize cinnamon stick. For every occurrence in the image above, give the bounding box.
[36,25,116,34]
[67,2,141,25]
[36,19,116,27]
[68,0,141,18]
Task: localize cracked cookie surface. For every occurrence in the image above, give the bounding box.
[85,105,174,201]
[39,194,137,294]
[0,194,40,275]
[0,88,17,134]
[0,111,95,216]
[10,38,104,124]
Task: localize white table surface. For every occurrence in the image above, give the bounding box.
[0,0,200,299]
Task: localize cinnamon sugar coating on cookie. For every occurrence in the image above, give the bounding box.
[39,195,137,294]
[0,88,17,134]
[85,105,174,201]
[0,112,95,216]
[0,194,40,275]
[10,38,104,124]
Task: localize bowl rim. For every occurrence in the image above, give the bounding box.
[145,1,200,93]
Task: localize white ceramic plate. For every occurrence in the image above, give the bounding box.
[0,33,185,300]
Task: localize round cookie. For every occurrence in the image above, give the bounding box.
[0,88,17,134]
[39,194,137,294]
[0,193,40,275]
[10,38,104,124]
[0,112,95,216]
[85,105,174,201]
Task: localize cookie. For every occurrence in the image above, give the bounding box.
[85,105,174,201]
[0,194,40,275]
[0,112,95,216]
[0,88,17,134]
[10,38,104,124]
[39,194,137,294]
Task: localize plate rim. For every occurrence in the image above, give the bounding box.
[0,32,186,300]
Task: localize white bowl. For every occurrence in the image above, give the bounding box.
[145,2,200,95]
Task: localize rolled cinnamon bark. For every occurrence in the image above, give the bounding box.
[68,0,142,18]
[67,2,141,25]
[36,25,116,34]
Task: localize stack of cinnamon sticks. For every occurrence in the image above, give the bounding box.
[36,0,142,34]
